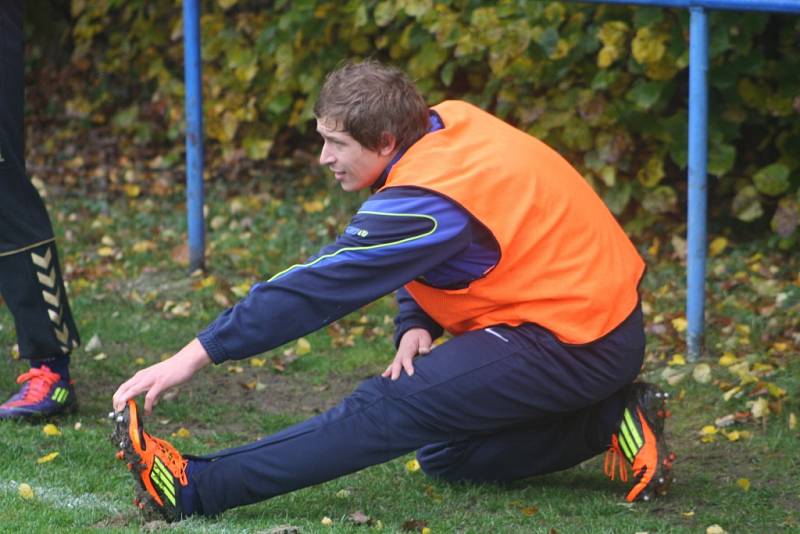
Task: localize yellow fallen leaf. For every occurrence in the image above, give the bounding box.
[772,341,788,352]
[706,525,726,534]
[321,516,333,526]
[231,281,252,298]
[406,459,421,472]
[295,337,311,356]
[671,317,688,333]
[692,363,711,384]
[42,423,61,436]
[335,489,351,498]
[172,427,191,438]
[708,237,728,257]
[661,366,687,386]
[682,511,695,517]
[422,528,431,534]
[790,412,797,430]
[700,425,718,435]
[767,383,786,398]
[132,240,156,253]
[97,246,115,257]
[723,430,740,442]
[718,352,738,366]
[124,183,141,198]
[37,452,60,464]
[197,275,217,289]
[18,483,34,500]
[303,199,325,213]
[735,324,750,336]
[668,353,686,366]
[751,397,769,419]
[250,357,266,367]
[134,357,146,365]
[737,478,750,491]
[93,352,107,361]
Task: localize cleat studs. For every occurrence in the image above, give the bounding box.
[108,411,115,419]
[119,441,125,448]
[116,414,124,423]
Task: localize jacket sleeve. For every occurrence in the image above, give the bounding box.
[393,286,444,348]
[197,187,473,363]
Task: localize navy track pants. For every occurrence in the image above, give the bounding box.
[192,305,645,515]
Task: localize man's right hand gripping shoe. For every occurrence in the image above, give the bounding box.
[110,399,189,522]
[604,382,676,502]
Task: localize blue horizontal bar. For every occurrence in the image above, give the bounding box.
[574,0,800,13]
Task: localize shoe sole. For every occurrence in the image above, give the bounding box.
[0,399,78,421]
[635,385,676,501]
[110,402,180,522]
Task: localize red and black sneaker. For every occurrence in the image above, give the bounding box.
[0,365,76,420]
[604,382,676,502]
[110,399,189,522]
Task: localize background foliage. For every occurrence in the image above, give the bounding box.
[25,0,800,245]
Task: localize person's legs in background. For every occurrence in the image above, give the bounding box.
[0,0,80,420]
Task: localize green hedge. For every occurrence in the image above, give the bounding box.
[27,1,800,245]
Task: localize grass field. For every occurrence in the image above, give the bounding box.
[1,176,798,533]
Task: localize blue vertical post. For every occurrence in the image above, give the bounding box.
[183,0,205,271]
[687,6,709,360]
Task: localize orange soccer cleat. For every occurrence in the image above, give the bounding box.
[604,382,676,502]
[110,399,189,522]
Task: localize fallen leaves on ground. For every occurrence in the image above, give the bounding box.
[42,423,61,436]
[37,452,60,464]
[18,483,34,500]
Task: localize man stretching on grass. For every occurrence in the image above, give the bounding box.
[111,60,675,522]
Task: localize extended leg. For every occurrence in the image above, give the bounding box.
[190,317,643,515]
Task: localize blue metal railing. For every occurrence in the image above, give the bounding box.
[578,0,800,360]
[180,0,800,356]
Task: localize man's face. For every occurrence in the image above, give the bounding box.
[316,118,396,192]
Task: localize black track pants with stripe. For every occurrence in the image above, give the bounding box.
[0,0,79,360]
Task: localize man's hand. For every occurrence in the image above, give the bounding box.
[112,338,212,415]
[381,327,432,381]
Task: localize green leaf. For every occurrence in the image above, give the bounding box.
[402,0,433,19]
[753,163,790,196]
[632,7,663,28]
[642,185,677,214]
[604,181,633,216]
[440,61,456,87]
[627,80,663,110]
[637,156,666,187]
[374,1,397,28]
[708,143,736,176]
[732,185,764,222]
[408,41,447,78]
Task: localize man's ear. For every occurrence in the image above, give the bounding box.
[378,132,397,156]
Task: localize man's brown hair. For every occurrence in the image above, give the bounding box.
[314,60,429,153]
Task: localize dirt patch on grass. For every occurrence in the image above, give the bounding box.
[191,366,364,417]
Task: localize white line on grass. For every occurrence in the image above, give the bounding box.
[0,480,123,513]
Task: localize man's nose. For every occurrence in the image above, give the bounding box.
[319,144,334,165]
